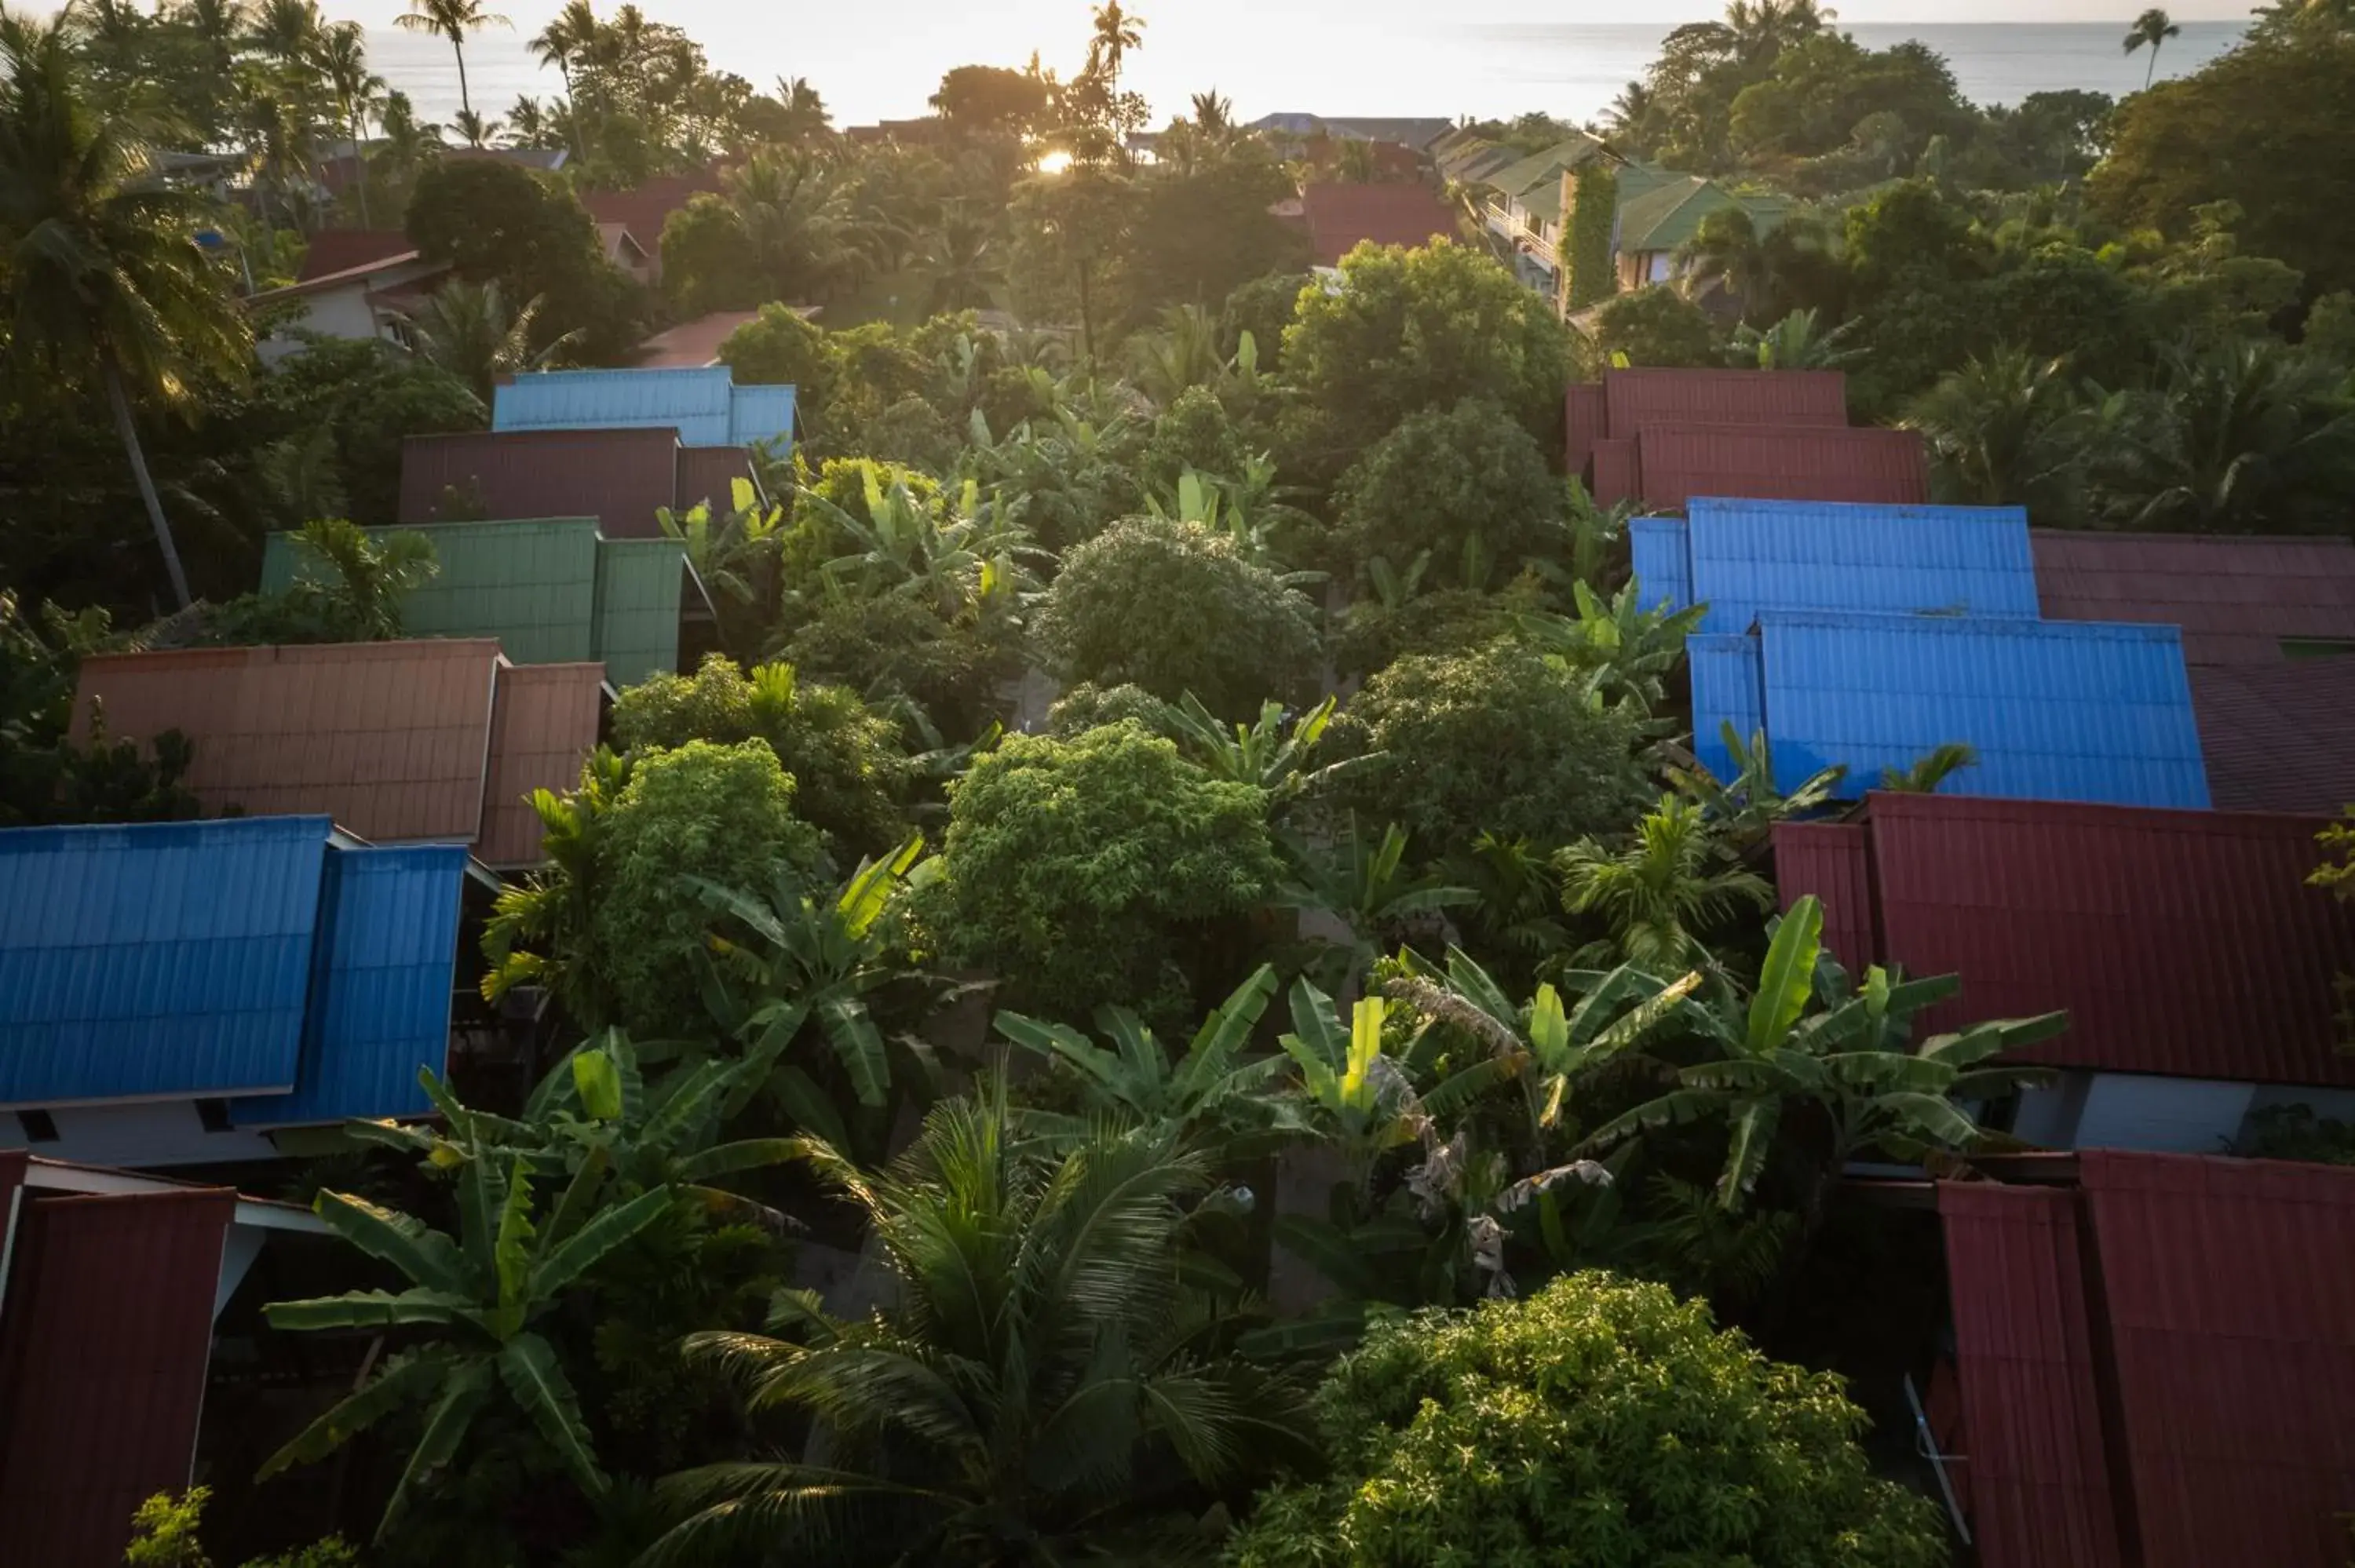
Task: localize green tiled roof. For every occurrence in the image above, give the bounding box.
[1485,136,1610,204]
[261,518,688,685]
[1615,168,1791,254]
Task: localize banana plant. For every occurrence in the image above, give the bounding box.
[1162,692,1380,803]
[1277,819,1476,992]
[1514,579,1707,717]
[1663,723,1847,853]
[995,964,1309,1154]
[801,468,1046,622]
[656,478,787,655]
[1579,895,2068,1212]
[1362,550,1430,611]
[258,1121,672,1539]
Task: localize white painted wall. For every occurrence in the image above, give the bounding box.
[0,1100,279,1168]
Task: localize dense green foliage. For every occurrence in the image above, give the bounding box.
[1331,399,1562,582]
[1230,1273,1948,1568]
[1035,516,1322,717]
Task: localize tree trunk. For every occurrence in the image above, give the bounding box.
[350,108,373,227]
[454,37,472,117]
[560,61,583,160]
[104,359,193,610]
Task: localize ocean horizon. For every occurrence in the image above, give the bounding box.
[365,17,2251,137]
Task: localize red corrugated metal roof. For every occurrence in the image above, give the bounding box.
[2030,531,2355,665]
[1565,384,1607,479]
[1591,437,1638,508]
[295,228,413,283]
[400,428,684,538]
[478,662,604,867]
[581,170,725,254]
[1771,821,1877,974]
[1601,367,1849,434]
[2079,1151,2355,1568]
[0,1187,236,1566]
[2189,659,2355,815]
[676,445,758,512]
[638,311,759,369]
[1854,793,2355,1085]
[1297,181,1459,267]
[1937,1180,2123,1568]
[1633,424,1930,509]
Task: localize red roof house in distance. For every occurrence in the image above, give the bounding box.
[2031,530,2355,665]
[582,169,726,281]
[399,428,757,536]
[1293,182,1461,268]
[1937,1151,2355,1568]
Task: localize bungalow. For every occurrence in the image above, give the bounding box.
[246,232,447,363]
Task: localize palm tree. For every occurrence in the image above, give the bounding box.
[1088,0,1144,78]
[1605,79,1653,136]
[450,104,498,148]
[317,21,384,224]
[1556,796,1774,975]
[246,0,323,67]
[1880,741,1980,793]
[0,10,250,609]
[392,0,511,119]
[1904,345,2092,514]
[642,1088,1305,1565]
[2123,7,2182,88]
[1729,307,1863,370]
[528,0,595,155]
[401,278,567,402]
[1190,88,1232,133]
[911,205,1002,313]
[372,87,443,187]
[725,148,867,302]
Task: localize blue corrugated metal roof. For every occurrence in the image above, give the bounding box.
[1752,610,2211,808]
[494,367,795,450]
[1688,633,1765,782]
[0,819,330,1107]
[232,844,465,1127]
[1684,498,2040,634]
[1630,517,1692,614]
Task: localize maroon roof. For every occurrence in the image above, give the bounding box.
[1631,424,1930,509]
[1601,367,1849,435]
[638,310,761,369]
[1565,384,1607,479]
[1938,1180,2122,1568]
[2031,531,2355,665]
[1941,1154,2355,1568]
[296,228,413,283]
[582,170,725,253]
[1771,821,1876,975]
[1778,792,2355,1086]
[400,428,684,537]
[2189,659,2355,815]
[1590,436,1638,509]
[677,445,759,512]
[0,1186,236,1565]
[1297,181,1459,267]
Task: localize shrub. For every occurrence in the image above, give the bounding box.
[1229,1272,1947,1568]
[611,655,910,860]
[1139,385,1249,494]
[592,739,826,1036]
[1331,398,1561,580]
[1590,285,1724,368]
[1034,517,1322,720]
[1327,639,1654,849]
[918,723,1282,1021]
[1043,681,1179,738]
[778,595,1022,746]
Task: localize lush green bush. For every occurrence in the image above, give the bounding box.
[1034,517,1322,720]
[1590,286,1724,368]
[611,655,910,860]
[918,723,1282,1021]
[1043,680,1179,738]
[591,739,825,1037]
[777,594,1021,746]
[1139,385,1249,494]
[1221,271,1313,369]
[1331,399,1561,581]
[719,302,830,392]
[1331,582,1539,679]
[1327,639,1654,850]
[1230,1272,1947,1568]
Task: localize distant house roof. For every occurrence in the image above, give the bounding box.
[1940,1152,2355,1568]
[1602,423,1929,510]
[2030,530,2355,665]
[260,517,701,687]
[1775,792,2355,1085]
[297,228,414,283]
[70,641,599,866]
[442,145,569,172]
[492,365,796,450]
[247,248,441,305]
[1485,136,1613,204]
[637,310,762,369]
[596,222,650,267]
[0,817,462,1117]
[1247,115,1457,150]
[398,428,756,536]
[2189,658,2355,814]
[1296,181,1460,267]
[581,168,726,250]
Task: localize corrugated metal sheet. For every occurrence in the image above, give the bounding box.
[1771,822,1877,973]
[231,844,465,1127]
[728,384,796,447]
[264,519,604,666]
[1602,367,1849,433]
[1635,424,1930,509]
[2031,531,2355,665]
[400,428,681,538]
[0,819,328,1107]
[1687,633,1763,783]
[1629,516,1692,612]
[1684,498,2039,635]
[492,366,796,450]
[2079,1151,2355,1568]
[73,641,503,844]
[1752,610,2211,808]
[0,1187,236,1566]
[1937,1180,2123,1568]
[595,539,691,688]
[1862,793,2355,1085]
[476,663,605,867]
[1297,181,1459,267]
[2189,659,2355,815]
[1591,437,1638,508]
[1565,384,1607,477]
[677,445,757,512]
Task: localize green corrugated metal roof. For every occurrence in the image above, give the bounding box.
[1616,170,1791,254]
[261,519,686,684]
[594,538,690,688]
[1485,136,1609,202]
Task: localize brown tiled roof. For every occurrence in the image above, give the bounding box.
[1297,181,1459,267]
[297,229,414,283]
[2189,658,2355,815]
[582,170,724,250]
[478,662,605,866]
[637,311,761,369]
[2031,530,2355,665]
